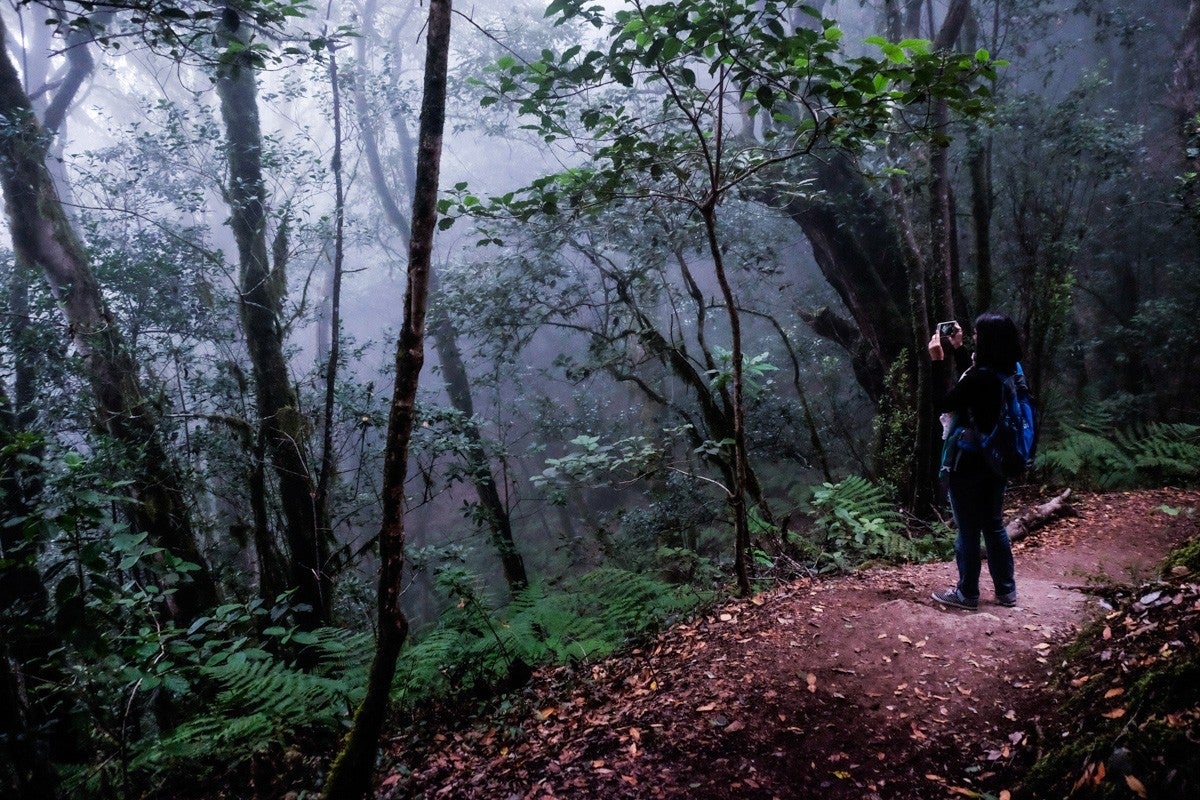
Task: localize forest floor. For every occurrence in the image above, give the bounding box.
[377,488,1200,800]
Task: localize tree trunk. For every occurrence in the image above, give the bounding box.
[354,3,527,595]
[0,15,217,621]
[428,297,529,594]
[323,2,450,797]
[215,14,329,627]
[702,203,753,596]
[929,0,972,324]
[912,0,972,515]
[782,152,914,403]
[316,34,347,558]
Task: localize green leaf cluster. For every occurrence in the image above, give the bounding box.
[454,0,1000,224]
[800,476,949,571]
[1040,421,1200,490]
[121,627,370,784]
[392,566,704,708]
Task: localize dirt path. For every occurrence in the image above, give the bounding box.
[386,489,1200,799]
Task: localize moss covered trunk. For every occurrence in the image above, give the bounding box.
[0,15,217,621]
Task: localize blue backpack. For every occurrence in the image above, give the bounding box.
[965,363,1038,479]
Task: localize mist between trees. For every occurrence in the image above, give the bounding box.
[1,1,1198,797]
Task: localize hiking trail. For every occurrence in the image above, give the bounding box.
[383,488,1200,799]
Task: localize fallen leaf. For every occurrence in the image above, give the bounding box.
[1101,708,1127,719]
[696,703,717,713]
[833,770,851,779]
[1104,688,1125,699]
[1103,626,1112,640]
[1000,791,1012,800]
[948,787,981,797]
[1125,775,1148,798]
[725,720,745,733]
[719,613,733,622]
[898,634,913,644]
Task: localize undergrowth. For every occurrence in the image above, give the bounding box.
[1019,532,1200,799]
[795,476,953,572]
[1038,398,1200,489]
[393,566,705,709]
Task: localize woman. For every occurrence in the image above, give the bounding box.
[927,311,1022,610]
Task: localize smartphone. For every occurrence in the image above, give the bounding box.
[937,321,959,339]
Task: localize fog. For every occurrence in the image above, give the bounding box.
[2,0,1196,659]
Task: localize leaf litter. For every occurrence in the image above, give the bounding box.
[380,489,1198,799]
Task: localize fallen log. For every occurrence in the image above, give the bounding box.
[1007,488,1073,542]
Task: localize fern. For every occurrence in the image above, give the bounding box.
[121,628,371,786]
[1040,422,1200,489]
[393,567,703,709]
[802,476,942,571]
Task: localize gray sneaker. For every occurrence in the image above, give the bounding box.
[996,591,1018,607]
[931,588,978,610]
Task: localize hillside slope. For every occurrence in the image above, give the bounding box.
[381,489,1200,799]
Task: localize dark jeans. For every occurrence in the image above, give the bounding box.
[947,469,1016,600]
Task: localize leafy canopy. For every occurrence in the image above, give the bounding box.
[444,0,1000,222]
[23,0,337,65]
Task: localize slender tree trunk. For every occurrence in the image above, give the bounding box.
[354,1,527,595]
[323,2,450,797]
[929,0,971,322]
[0,15,217,620]
[911,0,972,515]
[702,201,752,596]
[316,35,347,546]
[215,14,329,627]
[428,296,528,594]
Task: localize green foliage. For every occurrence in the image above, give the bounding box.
[0,445,367,797]
[43,0,340,67]
[800,476,949,572]
[1039,421,1200,490]
[534,433,660,491]
[707,349,779,400]
[392,566,703,708]
[442,0,999,224]
[124,627,370,783]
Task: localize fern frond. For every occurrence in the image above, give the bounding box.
[1040,422,1199,489]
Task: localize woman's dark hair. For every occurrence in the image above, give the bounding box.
[973,311,1022,373]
